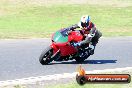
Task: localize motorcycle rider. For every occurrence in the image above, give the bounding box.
[69,15,102,55]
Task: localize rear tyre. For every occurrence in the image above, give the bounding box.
[75,57,86,63]
[39,46,53,65]
[75,50,90,63]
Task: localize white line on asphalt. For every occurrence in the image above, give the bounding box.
[0,67,132,86]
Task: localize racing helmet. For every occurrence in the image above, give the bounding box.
[80,15,90,28]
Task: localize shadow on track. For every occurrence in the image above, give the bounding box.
[51,60,117,65]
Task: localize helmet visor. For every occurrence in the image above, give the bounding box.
[81,22,88,28]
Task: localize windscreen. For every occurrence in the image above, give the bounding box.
[53,30,68,43]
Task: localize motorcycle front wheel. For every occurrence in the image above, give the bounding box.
[39,46,53,65]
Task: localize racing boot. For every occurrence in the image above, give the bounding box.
[89,43,96,55]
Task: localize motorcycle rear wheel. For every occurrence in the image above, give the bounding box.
[39,46,53,65]
[75,52,90,63]
[75,56,87,63]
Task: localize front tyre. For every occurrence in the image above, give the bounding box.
[39,46,53,65]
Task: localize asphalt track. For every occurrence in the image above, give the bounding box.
[0,37,132,81]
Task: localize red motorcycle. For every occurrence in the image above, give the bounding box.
[39,28,91,65]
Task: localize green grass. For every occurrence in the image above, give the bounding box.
[0,1,132,38]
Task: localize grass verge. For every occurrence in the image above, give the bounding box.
[0,0,132,38]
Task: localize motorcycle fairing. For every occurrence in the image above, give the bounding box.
[59,45,77,56]
[51,29,84,56]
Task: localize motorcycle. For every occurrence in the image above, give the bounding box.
[39,28,92,65]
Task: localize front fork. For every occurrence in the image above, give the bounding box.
[50,44,60,61]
